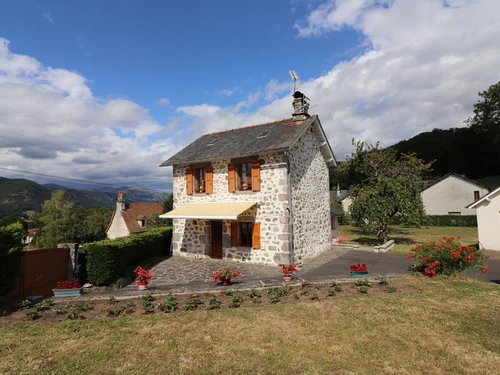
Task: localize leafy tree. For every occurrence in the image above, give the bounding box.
[67,207,112,243]
[162,193,173,226]
[467,81,500,142]
[0,216,28,232]
[33,190,74,248]
[344,141,433,242]
[0,222,24,296]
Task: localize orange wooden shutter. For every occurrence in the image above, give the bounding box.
[206,166,213,194]
[251,161,261,191]
[252,222,261,249]
[231,222,238,247]
[228,163,236,193]
[186,167,193,195]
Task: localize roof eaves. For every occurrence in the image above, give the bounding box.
[467,186,500,209]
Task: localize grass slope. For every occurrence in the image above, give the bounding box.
[339,225,478,254]
[1,277,499,374]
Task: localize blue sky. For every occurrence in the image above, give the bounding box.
[0,0,499,191]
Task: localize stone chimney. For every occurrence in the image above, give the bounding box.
[292,91,310,120]
[117,191,126,211]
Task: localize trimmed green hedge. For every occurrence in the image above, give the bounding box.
[85,227,172,286]
[390,215,477,227]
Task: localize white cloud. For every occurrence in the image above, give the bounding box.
[157,97,170,106]
[42,10,53,23]
[216,89,235,96]
[177,104,220,117]
[0,37,174,190]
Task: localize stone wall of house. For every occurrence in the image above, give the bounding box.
[289,124,331,262]
[171,152,291,265]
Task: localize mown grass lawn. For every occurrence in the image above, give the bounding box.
[339,225,478,254]
[1,277,499,375]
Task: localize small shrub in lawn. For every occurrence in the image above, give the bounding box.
[378,279,389,285]
[269,294,281,304]
[185,295,202,311]
[386,286,397,293]
[301,281,312,289]
[327,288,336,296]
[34,303,49,313]
[18,299,32,310]
[408,236,489,276]
[158,295,178,313]
[53,306,66,315]
[142,300,154,313]
[74,302,94,312]
[224,290,234,297]
[293,293,300,300]
[207,296,222,310]
[248,289,262,303]
[107,308,124,317]
[25,311,39,320]
[331,281,342,292]
[229,293,242,308]
[67,310,85,320]
[310,292,319,300]
[142,294,155,302]
[270,285,291,297]
[357,286,369,294]
[43,299,55,307]
[108,297,118,305]
[355,280,371,287]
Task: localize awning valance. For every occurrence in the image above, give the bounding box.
[159,202,257,220]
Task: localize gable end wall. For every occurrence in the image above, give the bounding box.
[289,124,331,262]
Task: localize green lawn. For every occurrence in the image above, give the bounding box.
[339,225,478,254]
[1,277,499,374]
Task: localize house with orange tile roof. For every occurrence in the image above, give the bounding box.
[105,192,164,239]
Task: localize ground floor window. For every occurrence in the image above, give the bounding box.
[239,222,253,247]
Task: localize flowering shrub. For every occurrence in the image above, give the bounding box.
[278,264,298,275]
[350,263,368,272]
[408,236,489,276]
[334,234,347,244]
[134,266,152,284]
[212,268,241,283]
[56,280,81,289]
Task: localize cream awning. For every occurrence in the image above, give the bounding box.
[159,202,257,220]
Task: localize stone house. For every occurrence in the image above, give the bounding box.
[466,186,500,251]
[105,192,164,239]
[160,92,337,265]
[421,172,489,216]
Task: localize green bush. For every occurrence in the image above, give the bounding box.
[85,227,172,286]
[0,223,24,296]
[408,236,488,276]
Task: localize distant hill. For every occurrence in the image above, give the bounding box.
[391,127,500,181]
[0,177,170,219]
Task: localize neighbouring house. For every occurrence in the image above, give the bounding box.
[23,228,38,245]
[159,91,337,265]
[105,192,164,239]
[466,187,500,251]
[330,206,344,239]
[421,172,490,216]
[333,185,352,214]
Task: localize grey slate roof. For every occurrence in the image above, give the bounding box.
[160,116,318,166]
[421,172,490,193]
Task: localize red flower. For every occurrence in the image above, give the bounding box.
[407,253,415,259]
[442,236,447,240]
[423,257,429,262]
[481,266,490,273]
[449,236,455,241]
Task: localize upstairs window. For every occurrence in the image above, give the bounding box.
[194,167,206,193]
[237,162,253,191]
[186,165,213,195]
[228,160,260,192]
[474,191,480,201]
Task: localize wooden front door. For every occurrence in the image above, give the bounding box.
[211,221,223,259]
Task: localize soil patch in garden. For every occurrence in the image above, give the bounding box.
[1,277,418,323]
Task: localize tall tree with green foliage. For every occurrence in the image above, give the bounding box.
[467,81,500,142]
[33,190,74,248]
[344,141,433,242]
[0,222,24,296]
[67,207,112,243]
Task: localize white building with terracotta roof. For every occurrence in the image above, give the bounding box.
[106,192,164,239]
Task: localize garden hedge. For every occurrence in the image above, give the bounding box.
[84,227,172,286]
[390,215,477,227]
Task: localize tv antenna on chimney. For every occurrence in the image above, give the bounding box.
[289,70,298,92]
